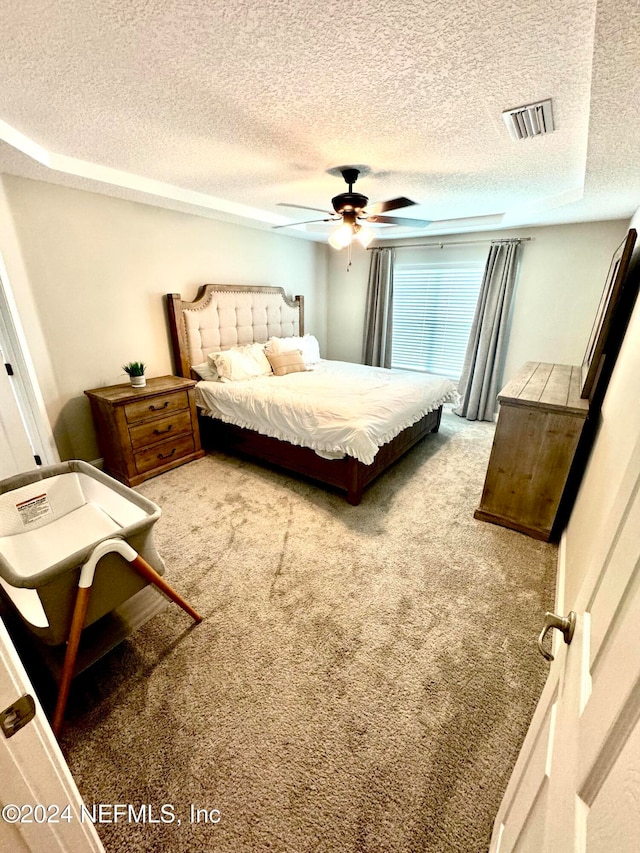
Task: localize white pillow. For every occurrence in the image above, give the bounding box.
[209,343,272,382]
[192,361,219,382]
[266,334,321,366]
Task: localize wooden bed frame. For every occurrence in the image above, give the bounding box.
[166,284,442,504]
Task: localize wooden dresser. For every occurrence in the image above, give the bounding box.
[474,362,589,541]
[85,375,204,487]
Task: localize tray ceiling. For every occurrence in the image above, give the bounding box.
[1,0,639,239]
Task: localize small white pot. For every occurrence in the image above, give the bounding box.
[129,375,146,388]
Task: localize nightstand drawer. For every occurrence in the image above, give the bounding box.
[124,390,189,424]
[129,410,192,450]
[134,434,195,475]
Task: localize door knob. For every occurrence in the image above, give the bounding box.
[537,611,576,661]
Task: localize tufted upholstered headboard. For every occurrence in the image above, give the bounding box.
[166,284,304,379]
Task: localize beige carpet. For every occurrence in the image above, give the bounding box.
[58,411,557,852]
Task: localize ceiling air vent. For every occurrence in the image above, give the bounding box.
[502,99,554,140]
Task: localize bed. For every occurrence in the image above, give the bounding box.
[166,284,457,504]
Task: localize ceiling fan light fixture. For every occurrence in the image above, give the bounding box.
[328,222,353,250]
[355,225,373,248]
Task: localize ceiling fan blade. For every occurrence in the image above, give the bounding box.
[272,217,338,229]
[277,202,335,216]
[364,214,432,227]
[365,197,417,215]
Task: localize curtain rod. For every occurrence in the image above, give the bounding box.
[367,237,532,250]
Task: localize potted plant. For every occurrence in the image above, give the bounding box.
[123,361,147,388]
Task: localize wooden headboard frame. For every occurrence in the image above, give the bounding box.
[166,284,304,379]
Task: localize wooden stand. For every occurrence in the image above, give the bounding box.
[85,376,205,487]
[51,551,202,736]
[474,362,589,541]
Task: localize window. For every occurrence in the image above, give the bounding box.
[391,261,485,381]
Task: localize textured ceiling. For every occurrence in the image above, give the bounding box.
[1,0,639,239]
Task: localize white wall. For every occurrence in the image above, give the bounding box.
[562,213,640,607]
[325,246,372,363]
[1,175,328,462]
[326,221,627,387]
[502,221,627,384]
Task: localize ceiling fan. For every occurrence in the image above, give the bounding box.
[274,167,432,249]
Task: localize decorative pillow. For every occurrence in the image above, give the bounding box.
[192,361,219,382]
[209,343,272,382]
[266,334,321,366]
[266,349,307,376]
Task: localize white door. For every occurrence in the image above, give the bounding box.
[0,268,55,476]
[0,617,104,852]
[490,428,640,851]
[0,354,37,478]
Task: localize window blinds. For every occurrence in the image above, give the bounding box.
[391,262,484,380]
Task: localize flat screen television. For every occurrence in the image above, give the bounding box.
[581,228,637,402]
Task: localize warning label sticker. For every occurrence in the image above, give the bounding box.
[16,493,53,526]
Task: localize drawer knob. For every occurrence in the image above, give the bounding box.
[149,401,170,411]
[157,448,177,461]
[153,425,173,435]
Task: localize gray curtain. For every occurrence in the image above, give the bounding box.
[363,247,395,367]
[454,240,522,421]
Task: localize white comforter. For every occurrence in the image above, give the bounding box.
[196,360,458,465]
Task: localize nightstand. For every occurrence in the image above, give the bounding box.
[85,376,205,486]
